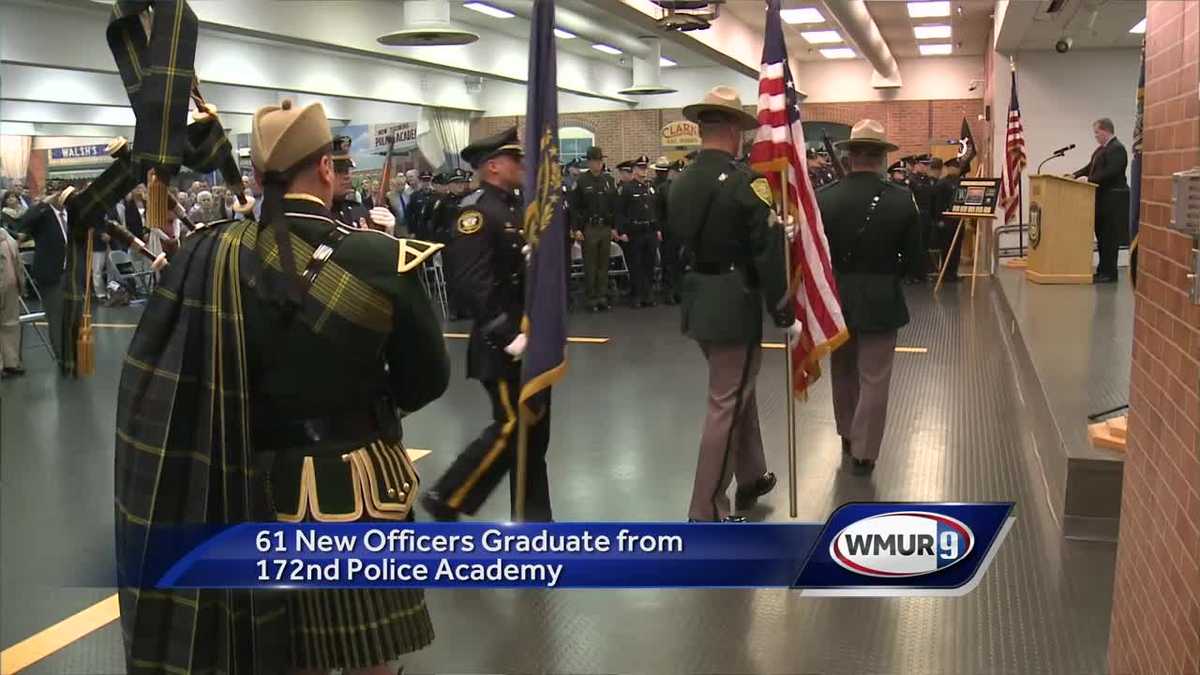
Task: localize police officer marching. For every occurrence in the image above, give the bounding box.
[331,135,397,233]
[668,86,802,522]
[423,126,554,523]
[570,146,618,312]
[404,170,435,241]
[653,156,683,305]
[616,154,660,308]
[904,154,936,282]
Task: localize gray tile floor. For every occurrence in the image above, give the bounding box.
[1,279,1116,674]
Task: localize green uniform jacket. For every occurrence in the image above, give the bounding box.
[667,148,793,344]
[818,172,923,333]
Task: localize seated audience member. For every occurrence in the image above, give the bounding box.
[0,222,24,377]
[1,190,25,232]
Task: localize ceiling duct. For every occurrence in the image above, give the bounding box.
[378,0,479,47]
[619,37,677,96]
[651,0,725,32]
[822,0,902,89]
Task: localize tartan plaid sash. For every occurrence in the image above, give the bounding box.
[106,0,198,174]
[115,220,288,673]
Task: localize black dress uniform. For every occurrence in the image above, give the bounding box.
[330,135,372,230]
[933,165,963,281]
[404,171,435,240]
[617,155,660,307]
[654,162,682,304]
[570,147,617,310]
[425,127,554,522]
[905,156,936,280]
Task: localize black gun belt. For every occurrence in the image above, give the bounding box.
[255,409,398,451]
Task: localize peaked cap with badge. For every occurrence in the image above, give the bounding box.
[461,125,524,169]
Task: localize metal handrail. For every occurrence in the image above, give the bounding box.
[992,224,1023,274]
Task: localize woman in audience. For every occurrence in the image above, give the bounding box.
[0,221,24,377]
[1,190,25,233]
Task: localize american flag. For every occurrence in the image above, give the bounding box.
[999,67,1026,223]
[749,0,847,396]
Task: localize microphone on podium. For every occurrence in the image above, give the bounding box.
[1037,144,1077,174]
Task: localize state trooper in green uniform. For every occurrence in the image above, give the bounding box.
[570,146,618,311]
[820,119,923,472]
[669,86,802,522]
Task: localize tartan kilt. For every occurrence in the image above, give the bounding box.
[287,587,434,669]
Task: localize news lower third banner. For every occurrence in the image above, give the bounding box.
[143,503,1014,597]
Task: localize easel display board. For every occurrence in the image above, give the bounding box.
[943,178,1002,218]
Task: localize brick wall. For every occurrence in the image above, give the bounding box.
[471,99,985,166]
[1107,2,1200,674]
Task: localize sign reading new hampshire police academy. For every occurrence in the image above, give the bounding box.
[141,503,1013,595]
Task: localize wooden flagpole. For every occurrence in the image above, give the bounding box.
[514,404,528,521]
[779,167,798,519]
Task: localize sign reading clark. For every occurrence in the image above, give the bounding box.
[661,121,700,147]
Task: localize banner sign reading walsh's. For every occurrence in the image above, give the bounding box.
[123,503,1014,595]
[48,144,112,166]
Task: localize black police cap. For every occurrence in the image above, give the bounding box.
[461,126,523,169]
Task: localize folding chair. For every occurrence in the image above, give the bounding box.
[16,260,53,358]
[422,252,450,320]
[569,241,584,308]
[607,241,629,301]
[109,249,155,297]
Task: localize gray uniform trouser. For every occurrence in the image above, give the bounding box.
[831,330,898,461]
[582,225,610,305]
[689,341,767,521]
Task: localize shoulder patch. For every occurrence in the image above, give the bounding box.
[750,178,774,206]
[397,238,445,273]
[459,189,484,208]
[457,210,484,235]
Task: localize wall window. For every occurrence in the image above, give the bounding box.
[559,126,596,165]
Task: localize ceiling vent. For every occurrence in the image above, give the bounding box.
[651,0,724,32]
[378,0,479,47]
[619,37,677,96]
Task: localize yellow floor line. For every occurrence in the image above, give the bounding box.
[0,594,119,674]
[0,450,432,672]
[762,342,927,354]
[443,333,609,344]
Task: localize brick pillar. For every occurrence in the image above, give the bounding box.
[1107,2,1200,674]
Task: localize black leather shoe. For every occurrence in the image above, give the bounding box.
[735,472,777,509]
[850,457,876,474]
[421,492,460,522]
[687,515,748,523]
[1093,272,1118,283]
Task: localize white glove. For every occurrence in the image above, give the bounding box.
[785,319,804,347]
[521,243,532,263]
[504,333,528,359]
[784,216,797,243]
[150,254,169,273]
[369,206,396,234]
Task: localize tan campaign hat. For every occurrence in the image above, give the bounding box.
[682,85,759,131]
[835,119,899,152]
[251,100,333,173]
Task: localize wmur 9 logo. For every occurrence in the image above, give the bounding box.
[829,512,975,578]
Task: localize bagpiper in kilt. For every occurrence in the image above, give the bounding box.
[115,99,450,673]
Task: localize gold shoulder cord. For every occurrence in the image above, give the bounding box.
[397,239,445,273]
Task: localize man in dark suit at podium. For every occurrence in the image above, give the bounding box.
[1072,118,1128,283]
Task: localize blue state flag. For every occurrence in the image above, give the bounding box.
[519,0,568,420]
[1129,39,1145,284]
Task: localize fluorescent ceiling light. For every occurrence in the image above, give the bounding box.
[820,48,856,59]
[801,30,842,44]
[554,27,577,39]
[913,24,952,39]
[918,43,954,55]
[463,2,515,19]
[592,43,622,55]
[1130,17,1147,33]
[907,1,951,18]
[660,56,678,67]
[781,7,825,24]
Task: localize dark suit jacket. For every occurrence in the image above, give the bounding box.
[1073,138,1129,192]
[17,202,68,286]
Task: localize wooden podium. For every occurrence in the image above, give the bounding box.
[1026,175,1096,284]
